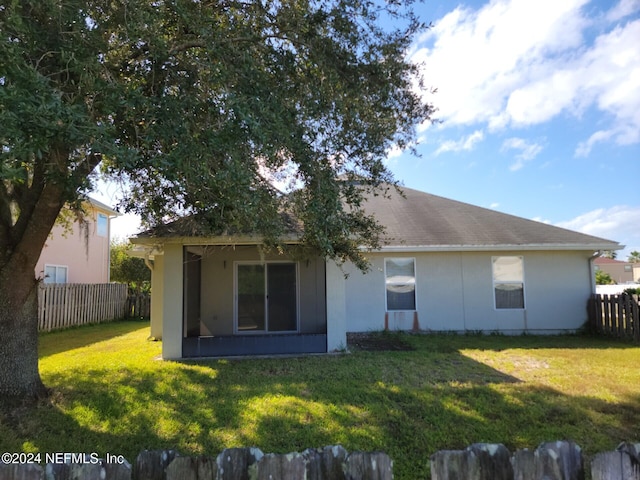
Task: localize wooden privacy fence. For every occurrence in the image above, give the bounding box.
[38,283,128,332]
[2,441,639,480]
[589,293,640,342]
[126,293,151,319]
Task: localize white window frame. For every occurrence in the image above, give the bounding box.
[44,264,68,284]
[492,256,525,310]
[384,257,417,312]
[96,212,108,237]
[233,261,300,335]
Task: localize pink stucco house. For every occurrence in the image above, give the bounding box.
[35,198,119,284]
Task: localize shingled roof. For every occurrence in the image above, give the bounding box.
[362,185,621,251]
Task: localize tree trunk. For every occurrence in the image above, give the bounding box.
[0,275,48,401]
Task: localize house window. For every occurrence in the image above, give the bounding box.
[44,265,68,284]
[492,256,525,309]
[235,262,298,333]
[385,258,416,311]
[97,213,108,237]
[624,265,632,272]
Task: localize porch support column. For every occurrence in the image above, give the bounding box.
[162,244,183,359]
[149,254,164,340]
[326,260,347,352]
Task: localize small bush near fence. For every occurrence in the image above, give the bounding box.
[38,283,149,332]
[2,441,639,480]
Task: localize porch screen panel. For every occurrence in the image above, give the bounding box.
[267,263,297,332]
[237,264,266,331]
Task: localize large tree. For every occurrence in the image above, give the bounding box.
[0,0,434,400]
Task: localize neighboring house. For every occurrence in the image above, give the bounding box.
[593,257,636,284]
[36,198,120,284]
[130,185,621,360]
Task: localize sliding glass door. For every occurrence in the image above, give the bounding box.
[236,263,298,333]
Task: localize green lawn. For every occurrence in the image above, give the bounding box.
[1,321,639,479]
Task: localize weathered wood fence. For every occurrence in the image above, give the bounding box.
[0,446,391,480]
[589,293,640,342]
[38,283,128,332]
[125,293,151,319]
[2,441,639,479]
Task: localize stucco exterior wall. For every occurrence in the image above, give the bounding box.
[197,245,326,336]
[35,205,112,283]
[162,244,184,360]
[341,250,594,334]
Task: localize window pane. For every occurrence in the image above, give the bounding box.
[385,258,415,281]
[97,213,108,237]
[237,265,265,331]
[57,266,67,284]
[387,284,416,311]
[495,283,524,309]
[44,266,56,284]
[493,257,523,282]
[267,264,297,332]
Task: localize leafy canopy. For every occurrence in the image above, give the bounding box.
[110,241,151,293]
[1,0,434,270]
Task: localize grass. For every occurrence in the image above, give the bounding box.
[1,321,639,479]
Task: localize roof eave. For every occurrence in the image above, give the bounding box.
[373,243,624,253]
[130,234,302,247]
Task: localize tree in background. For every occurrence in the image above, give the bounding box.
[601,251,618,259]
[110,241,151,294]
[0,0,435,400]
[595,270,615,285]
[628,251,640,263]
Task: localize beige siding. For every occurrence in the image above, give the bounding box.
[342,250,593,333]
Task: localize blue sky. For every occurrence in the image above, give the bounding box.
[101,0,640,259]
[386,0,640,259]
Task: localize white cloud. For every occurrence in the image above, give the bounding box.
[501,137,543,171]
[556,205,640,256]
[606,0,640,22]
[411,0,640,154]
[434,130,484,155]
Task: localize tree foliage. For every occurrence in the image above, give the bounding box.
[628,251,640,264]
[110,241,151,293]
[0,0,434,399]
[595,269,614,285]
[1,0,434,268]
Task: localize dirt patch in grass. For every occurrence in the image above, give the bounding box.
[347,332,416,351]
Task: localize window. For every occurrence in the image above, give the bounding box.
[624,265,632,272]
[235,262,298,333]
[44,265,68,284]
[492,256,524,309]
[97,213,108,237]
[385,258,416,311]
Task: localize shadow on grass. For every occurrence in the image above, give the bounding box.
[404,331,640,352]
[3,337,638,480]
[38,319,150,358]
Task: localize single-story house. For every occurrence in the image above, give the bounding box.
[130,185,622,359]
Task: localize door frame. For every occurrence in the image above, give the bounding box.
[233,261,300,335]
